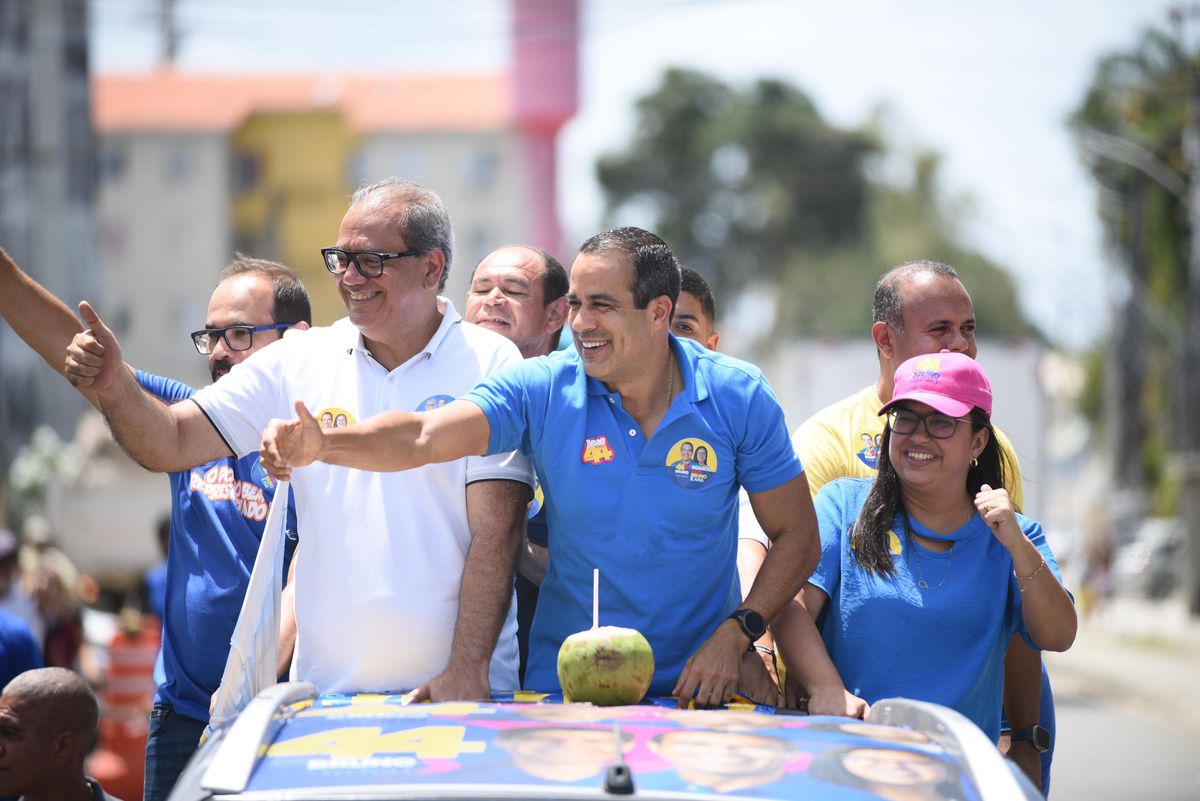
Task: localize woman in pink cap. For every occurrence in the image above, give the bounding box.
[775,351,1076,741]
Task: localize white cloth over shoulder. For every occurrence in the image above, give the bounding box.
[207,481,290,734]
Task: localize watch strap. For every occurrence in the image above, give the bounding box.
[1009,725,1049,753]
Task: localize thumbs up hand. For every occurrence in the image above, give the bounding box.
[65,301,125,392]
[260,400,326,481]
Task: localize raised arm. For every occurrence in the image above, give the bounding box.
[259,398,491,480]
[0,247,101,408]
[975,485,1077,652]
[65,301,230,471]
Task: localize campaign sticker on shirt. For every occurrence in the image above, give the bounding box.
[666,438,717,487]
[581,435,615,465]
[251,459,276,491]
[416,394,455,412]
[855,431,882,470]
[849,529,902,555]
[528,480,544,519]
[316,407,356,429]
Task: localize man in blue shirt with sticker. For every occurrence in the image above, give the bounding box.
[259,227,820,708]
[0,248,308,801]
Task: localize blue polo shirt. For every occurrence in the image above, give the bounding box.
[137,371,297,723]
[464,336,801,695]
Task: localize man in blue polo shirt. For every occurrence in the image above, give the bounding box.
[259,227,820,707]
[0,248,308,801]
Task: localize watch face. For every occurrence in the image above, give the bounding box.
[1012,726,1050,752]
[740,609,766,638]
[1034,726,1050,751]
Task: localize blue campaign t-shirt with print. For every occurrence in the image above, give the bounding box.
[809,477,1065,739]
[137,371,297,723]
[465,336,801,696]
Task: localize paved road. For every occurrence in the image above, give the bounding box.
[1049,678,1200,800]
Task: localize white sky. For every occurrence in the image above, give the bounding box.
[92,0,1184,350]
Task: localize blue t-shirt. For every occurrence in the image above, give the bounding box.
[809,478,1065,739]
[0,609,42,689]
[144,559,167,620]
[137,371,298,722]
[465,336,801,695]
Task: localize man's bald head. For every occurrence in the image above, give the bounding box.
[466,244,568,357]
[872,259,961,332]
[0,668,99,799]
[3,668,98,744]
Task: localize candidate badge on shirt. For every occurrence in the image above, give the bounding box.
[316,407,356,429]
[528,479,544,519]
[416,394,455,412]
[666,438,718,487]
[855,431,882,470]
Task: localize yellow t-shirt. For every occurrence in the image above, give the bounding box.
[792,384,1025,510]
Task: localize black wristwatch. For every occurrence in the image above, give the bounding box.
[1009,725,1050,753]
[727,608,767,642]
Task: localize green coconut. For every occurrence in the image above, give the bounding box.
[557,625,655,706]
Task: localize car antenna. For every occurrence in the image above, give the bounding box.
[602,722,634,795]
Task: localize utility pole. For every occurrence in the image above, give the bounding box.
[1171,4,1200,615]
[159,0,179,68]
[1109,175,1147,501]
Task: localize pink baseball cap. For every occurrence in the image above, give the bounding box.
[880,350,992,418]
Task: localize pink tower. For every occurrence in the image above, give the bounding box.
[512,0,579,259]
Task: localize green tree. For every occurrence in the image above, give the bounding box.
[596,68,876,303]
[1072,26,1192,509]
[597,68,1032,341]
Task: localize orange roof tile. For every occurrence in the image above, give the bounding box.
[93,71,513,133]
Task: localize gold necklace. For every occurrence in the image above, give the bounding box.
[665,351,676,411]
[907,531,953,590]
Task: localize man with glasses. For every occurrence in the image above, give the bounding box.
[746,260,1054,792]
[65,179,533,710]
[0,248,309,801]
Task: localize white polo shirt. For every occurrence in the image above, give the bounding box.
[191,299,533,694]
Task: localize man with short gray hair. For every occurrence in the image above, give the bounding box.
[67,179,533,702]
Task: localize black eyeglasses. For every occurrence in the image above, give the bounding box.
[320,247,422,278]
[190,323,291,355]
[887,409,972,439]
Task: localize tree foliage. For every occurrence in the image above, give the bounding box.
[597,69,875,303]
[1071,26,1193,509]
[1073,27,1189,320]
[596,68,1032,341]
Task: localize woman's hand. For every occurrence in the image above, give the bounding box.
[975,484,1022,548]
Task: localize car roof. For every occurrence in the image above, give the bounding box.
[172,685,1036,801]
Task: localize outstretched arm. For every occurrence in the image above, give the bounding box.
[66,301,229,471]
[259,398,491,480]
[412,478,529,701]
[0,247,103,408]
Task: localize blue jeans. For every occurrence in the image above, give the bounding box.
[143,703,206,801]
